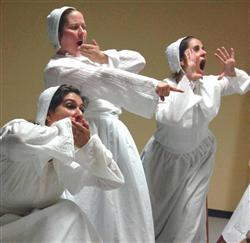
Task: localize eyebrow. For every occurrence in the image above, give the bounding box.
[63,99,83,106]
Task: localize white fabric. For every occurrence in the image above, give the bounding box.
[44,49,159,119]
[47,6,75,50]
[165,37,186,73]
[222,184,250,243]
[44,49,155,242]
[0,118,124,242]
[142,69,250,243]
[36,85,59,125]
[0,199,101,243]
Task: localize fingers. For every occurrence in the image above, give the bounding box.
[72,119,89,130]
[156,82,184,98]
[92,39,98,46]
[214,46,234,62]
[71,119,90,148]
[230,47,235,59]
[170,86,184,93]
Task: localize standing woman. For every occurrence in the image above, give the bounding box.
[44,6,181,243]
[141,36,250,243]
[0,85,124,243]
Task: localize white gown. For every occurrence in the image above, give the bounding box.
[141,69,250,243]
[0,118,124,243]
[222,184,250,243]
[44,50,156,242]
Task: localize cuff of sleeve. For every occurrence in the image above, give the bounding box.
[228,68,250,93]
[102,49,120,68]
[74,135,99,169]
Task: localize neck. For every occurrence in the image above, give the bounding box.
[57,48,81,57]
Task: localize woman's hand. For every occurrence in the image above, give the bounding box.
[214,47,236,80]
[79,39,108,64]
[184,48,203,81]
[71,118,90,148]
[156,82,183,101]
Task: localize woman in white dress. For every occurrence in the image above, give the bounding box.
[0,84,124,243]
[141,36,250,243]
[217,184,250,243]
[44,6,182,243]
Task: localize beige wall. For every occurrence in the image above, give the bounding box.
[1,0,249,211]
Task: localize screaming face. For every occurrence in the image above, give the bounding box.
[188,38,207,75]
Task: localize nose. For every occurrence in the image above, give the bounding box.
[75,107,83,116]
[78,26,87,36]
[72,108,84,123]
[201,49,207,56]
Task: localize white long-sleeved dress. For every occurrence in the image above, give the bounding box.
[141,69,250,243]
[44,50,157,242]
[0,118,124,243]
[222,184,250,243]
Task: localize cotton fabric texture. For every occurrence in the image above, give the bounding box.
[47,6,75,50]
[222,184,250,243]
[44,50,157,242]
[0,86,124,242]
[142,69,250,243]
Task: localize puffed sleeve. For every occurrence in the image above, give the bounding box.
[103,49,146,73]
[54,134,124,194]
[0,119,75,175]
[45,57,159,118]
[218,68,250,96]
[156,77,202,127]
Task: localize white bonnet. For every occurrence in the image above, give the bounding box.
[36,86,60,125]
[165,36,187,73]
[47,6,75,50]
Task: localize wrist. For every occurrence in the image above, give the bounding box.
[99,53,108,64]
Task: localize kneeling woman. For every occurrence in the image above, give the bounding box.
[0,85,124,243]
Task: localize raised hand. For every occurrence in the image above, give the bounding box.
[214,47,236,80]
[184,48,203,81]
[71,117,90,148]
[79,39,108,64]
[156,82,184,101]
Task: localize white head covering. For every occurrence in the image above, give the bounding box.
[36,86,60,125]
[47,6,75,50]
[165,36,187,73]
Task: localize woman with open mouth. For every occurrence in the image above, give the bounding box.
[141,36,250,243]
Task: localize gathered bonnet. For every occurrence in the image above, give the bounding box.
[36,86,60,125]
[47,6,75,50]
[165,37,186,73]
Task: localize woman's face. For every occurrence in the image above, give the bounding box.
[59,10,87,56]
[182,38,207,75]
[46,92,85,126]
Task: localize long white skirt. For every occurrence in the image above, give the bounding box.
[64,114,155,243]
[0,199,102,243]
[142,134,216,243]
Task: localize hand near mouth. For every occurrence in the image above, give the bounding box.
[184,48,203,81]
[71,118,90,148]
[214,47,236,80]
[79,39,108,64]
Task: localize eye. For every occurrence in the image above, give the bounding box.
[80,106,85,113]
[70,24,79,30]
[193,45,200,52]
[64,102,76,110]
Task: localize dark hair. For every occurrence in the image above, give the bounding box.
[179,36,194,60]
[58,8,75,41]
[48,84,87,113]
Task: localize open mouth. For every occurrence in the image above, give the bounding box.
[77,40,83,46]
[200,60,206,70]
